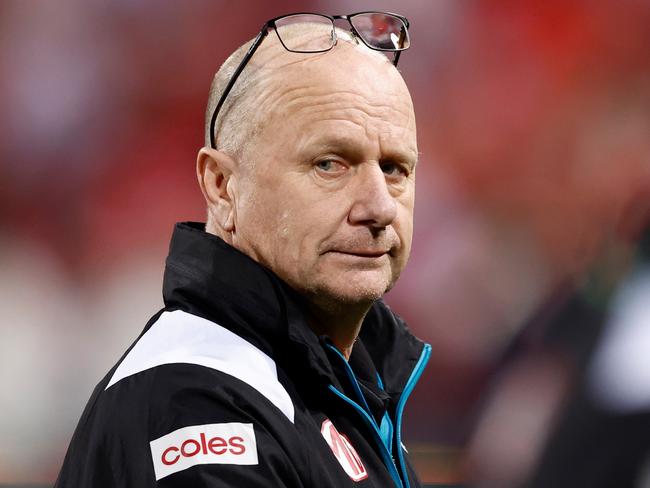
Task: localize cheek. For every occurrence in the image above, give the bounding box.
[236,186,319,266]
[234,182,284,253]
[278,199,346,274]
[397,198,414,243]
[276,208,300,243]
[238,187,272,231]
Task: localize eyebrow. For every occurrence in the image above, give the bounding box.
[301,135,418,168]
[305,137,364,160]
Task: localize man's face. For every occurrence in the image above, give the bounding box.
[231,43,418,308]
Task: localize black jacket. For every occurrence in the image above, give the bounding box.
[56,222,431,488]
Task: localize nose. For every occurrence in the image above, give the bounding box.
[348,165,397,229]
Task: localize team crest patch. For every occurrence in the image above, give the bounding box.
[321,419,368,482]
[150,422,258,480]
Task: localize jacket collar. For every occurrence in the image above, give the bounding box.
[162,222,426,398]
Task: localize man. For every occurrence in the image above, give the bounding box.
[55,11,430,488]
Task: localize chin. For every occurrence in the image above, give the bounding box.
[287,265,398,310]
[315,275,392,307]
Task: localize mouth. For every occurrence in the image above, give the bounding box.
[327,249,390,258]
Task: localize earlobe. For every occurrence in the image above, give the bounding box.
[196,147,237,233]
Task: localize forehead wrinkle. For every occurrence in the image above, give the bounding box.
[264,86,413,131]
[302,109,414,147]
[247,43,417,159]
[258,84,417,161]
[299,97,414,151]
[300,126,419,166]
[249,38,412,116]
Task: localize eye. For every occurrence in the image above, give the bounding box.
[314,158,346,174]
[316,159,334,171]
[380,161,408,179]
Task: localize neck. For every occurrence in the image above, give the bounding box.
[303,299,371,360]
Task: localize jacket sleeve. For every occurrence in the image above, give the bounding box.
[87,363,308,488]
[144,364,306,487]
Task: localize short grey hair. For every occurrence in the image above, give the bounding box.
[204,39,261,159]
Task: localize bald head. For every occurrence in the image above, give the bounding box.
[204,24,398,161]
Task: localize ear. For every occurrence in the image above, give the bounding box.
[196,147,237,233]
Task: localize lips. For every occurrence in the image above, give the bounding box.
[321,235,399,258]
[326,249,391,258]
[332,250,388,257]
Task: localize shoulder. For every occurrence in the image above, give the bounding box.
[58,310,303,487]
[105,309,295,423]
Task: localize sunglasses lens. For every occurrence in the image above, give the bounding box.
[274,14,335,52]
[350,13,410,51]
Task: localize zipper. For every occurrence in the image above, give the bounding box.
[325,343,404,488]
[376,372,395,463]
[325,342,432,488]
[394,344,432,488]
[328,385,404,487]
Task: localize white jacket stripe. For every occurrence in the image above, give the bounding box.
[106,310,295,423]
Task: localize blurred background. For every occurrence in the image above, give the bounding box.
[1,0,649,486]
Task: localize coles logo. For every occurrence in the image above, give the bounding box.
[150,423,258,480]
[321,419,368,482]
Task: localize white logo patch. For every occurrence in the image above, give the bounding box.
[321,419,368,482]
[150,422,258,480]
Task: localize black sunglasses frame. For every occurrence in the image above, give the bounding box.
[208,11,410,149]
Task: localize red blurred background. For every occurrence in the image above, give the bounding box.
[1,0,649,484]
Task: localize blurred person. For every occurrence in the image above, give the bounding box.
[55,12,431,488]
[458,3,650,485]
[466,212,650,488]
